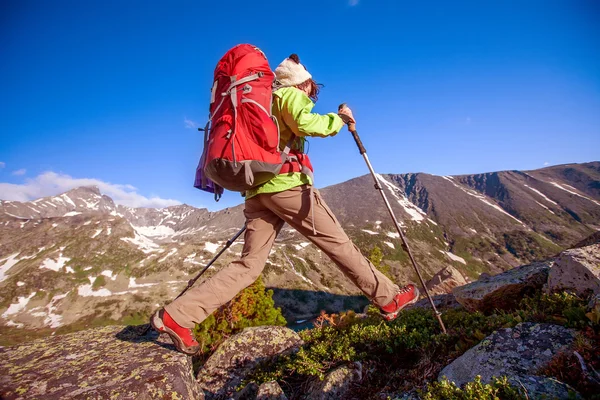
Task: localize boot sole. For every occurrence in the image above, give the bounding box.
[151,311,199,355]
[381,287,420,322]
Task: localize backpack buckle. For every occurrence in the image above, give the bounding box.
[242,84,252,93]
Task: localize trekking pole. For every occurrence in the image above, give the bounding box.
[135,225,246,336]
[339,104,447,334]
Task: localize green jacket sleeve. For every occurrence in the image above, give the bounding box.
[275,87,345,138]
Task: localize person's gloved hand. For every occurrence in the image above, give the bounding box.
[338,104,356,124]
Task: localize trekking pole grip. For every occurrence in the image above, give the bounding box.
[338,103,366,155]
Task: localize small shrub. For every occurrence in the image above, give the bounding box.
[420,376,526,400]
[193,276,286,356]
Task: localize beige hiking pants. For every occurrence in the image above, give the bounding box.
[165,185,399,328]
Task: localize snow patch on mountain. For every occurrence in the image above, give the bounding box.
[64,211,81,217]
[550,182,600,206]
[384,241,395,249]
[121,227,160,253]
[362,229,379,235]
[523,184,558,206]
[133,225,176,238]
[293,242,311,251]
[60,194,77,208]
[535,201,556,214]
[184,253,204,266]
[91,229,102,238]
[158,248,178,262]
[40,292,69,327]
[78,284,112,297]
[129,277,157,288]
[2,292,36,317]
[376,174,426,222]
[101,270,116,280]
[40,252,71,272]
[204,242,220,254]
[439,250,467,265]
[442,176,526,226]
[0,253,22,282]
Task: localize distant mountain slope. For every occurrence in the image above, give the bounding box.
[0,162,598,339]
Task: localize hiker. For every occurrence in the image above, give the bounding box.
[152,54,419,354]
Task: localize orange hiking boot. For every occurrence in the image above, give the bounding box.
[151,308,200,355]
[380,284,420,321]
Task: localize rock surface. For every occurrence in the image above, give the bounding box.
[425,265,469,296]
[408,293,463,311]
[256,381,288,400]
[439,323,575,391]
[510,375,582,400]
[546,244,600,297]
[305,362,362,400]
[452,261,551,312]
[0,325,203,400]
[197,326,303,399]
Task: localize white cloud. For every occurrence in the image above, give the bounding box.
[12,169,26,176]
[0,162,5,168]
[184,118,198,129]
[544,162,549,166]
[349,0,359,5]
[0,171,181,208]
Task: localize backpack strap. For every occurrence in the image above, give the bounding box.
[280,135,317,234]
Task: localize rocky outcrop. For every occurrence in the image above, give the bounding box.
[0,325,203,400]
[305,362,363,400]
[572,231,600,249]
[408,293,462,311]
[452,261,551,312]
[425,265,469,296]
[197,326,303,399]
[546,244,600,297]
[439,322,579,398]
[256,381,288,400]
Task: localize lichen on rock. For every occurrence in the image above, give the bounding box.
[197,326,302,399]
[439,322,577,398]
[0,325,203,399]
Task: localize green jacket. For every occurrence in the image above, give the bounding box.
[245,87,345,199]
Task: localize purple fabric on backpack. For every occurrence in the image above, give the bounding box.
[194,159,224,200]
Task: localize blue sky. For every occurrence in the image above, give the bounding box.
[1,0,599,210]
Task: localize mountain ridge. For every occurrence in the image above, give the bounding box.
[0,161,598,341]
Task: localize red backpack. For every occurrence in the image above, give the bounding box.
[195,44,290,200]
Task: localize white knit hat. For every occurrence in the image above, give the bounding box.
[274,54,312,87]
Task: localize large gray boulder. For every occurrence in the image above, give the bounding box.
[197,326,303,399]
[408,293,462,311]
[439,323,578,399]
[305,362,362,400]
[546,244,600,297]
[0,325,203,399]
[452,261,551,312]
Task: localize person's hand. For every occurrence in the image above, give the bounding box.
[338,104,356,124]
